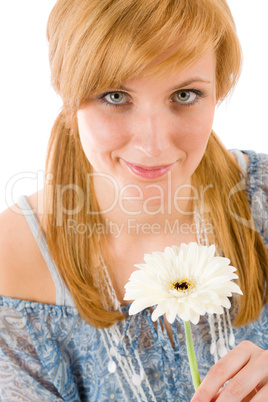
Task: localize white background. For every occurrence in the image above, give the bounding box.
[0,1,267,213]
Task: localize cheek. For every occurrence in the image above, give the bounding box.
[77,109,128,156]
[175,107,215,152]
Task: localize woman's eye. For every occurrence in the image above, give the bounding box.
[104,92,127,105]
[174,90,197,104]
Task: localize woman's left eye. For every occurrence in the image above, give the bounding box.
[173,90,198,105]
[98,91,129,107]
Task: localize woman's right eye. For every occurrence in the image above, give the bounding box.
[98,91,130,107]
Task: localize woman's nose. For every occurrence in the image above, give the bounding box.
[132,112,171,157]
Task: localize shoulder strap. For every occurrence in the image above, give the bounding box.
[231,149,247,174]
[16,195,74,307]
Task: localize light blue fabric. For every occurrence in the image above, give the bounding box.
[0,150,267,401]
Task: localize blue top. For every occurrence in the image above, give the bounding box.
[0,150,267,401]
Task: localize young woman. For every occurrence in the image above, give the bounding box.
[0,0,267,400]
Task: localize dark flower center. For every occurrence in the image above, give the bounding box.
[174,281,189,291]
[169,277,195,293]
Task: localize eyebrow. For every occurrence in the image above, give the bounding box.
[170,78,212,90]
[117,78,212,93]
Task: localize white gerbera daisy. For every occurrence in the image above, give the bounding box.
[124,242,242,325]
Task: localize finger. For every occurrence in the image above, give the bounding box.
[250,383,268,401]
[211,383,257,402]
[215,363,262,401]
[215,350,268,402]
[241,388,258,402]
[255,376,268,392]
[191,341,253,401]
[210,388,222,402]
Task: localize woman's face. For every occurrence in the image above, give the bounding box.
[77,52,217,212]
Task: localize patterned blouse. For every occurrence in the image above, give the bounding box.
[0,150,267,401]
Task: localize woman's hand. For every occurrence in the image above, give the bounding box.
[191,340,268,401]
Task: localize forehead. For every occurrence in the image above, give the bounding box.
[121,52,216,90]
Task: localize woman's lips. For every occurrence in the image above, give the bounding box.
[121,159,176,179]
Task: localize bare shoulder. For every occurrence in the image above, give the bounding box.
[0,190,56,304]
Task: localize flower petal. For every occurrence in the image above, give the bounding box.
[152,300,170,321]
[129,298,155,315]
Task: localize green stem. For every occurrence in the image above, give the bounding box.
[184,320,201,391]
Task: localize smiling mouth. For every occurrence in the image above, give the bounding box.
[121,159,176,179]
